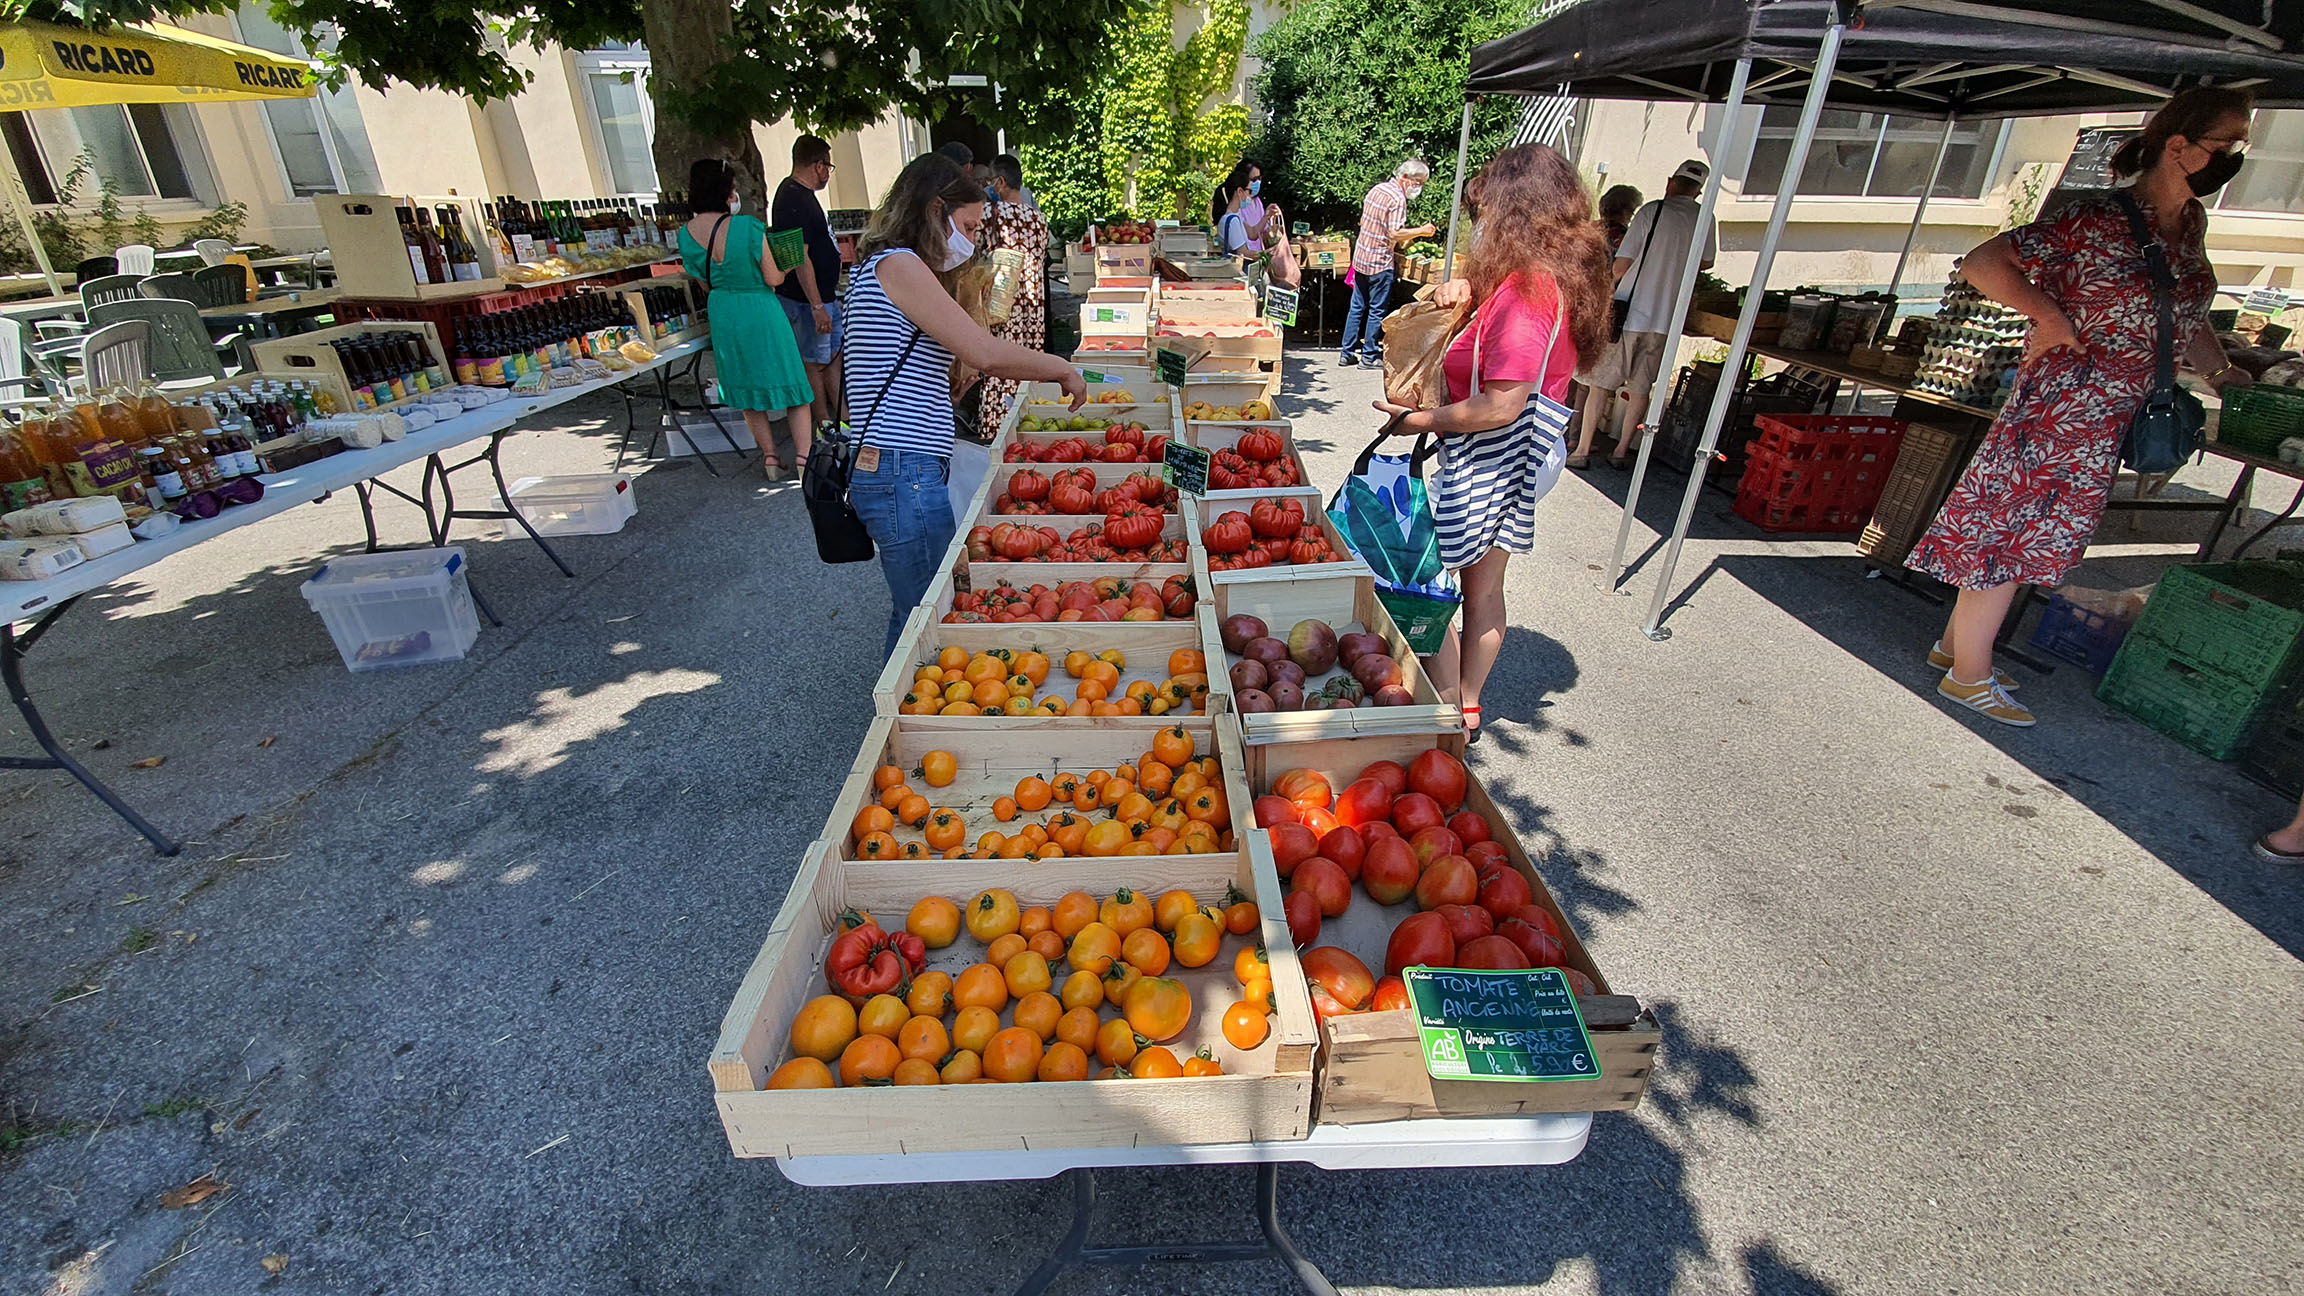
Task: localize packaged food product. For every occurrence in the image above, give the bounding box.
[68,521,136,560]
[4,495,128,538]
[0,536,86,581]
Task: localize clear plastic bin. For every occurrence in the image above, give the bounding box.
[507,474,637,536]
[299,547,481,672]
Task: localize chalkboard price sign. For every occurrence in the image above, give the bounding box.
[1264,285,1300,328]
[1404,966,1598,1083]
[1154,347,1190,387]
[1164,439,1212,495]
[1291,220,1311,236]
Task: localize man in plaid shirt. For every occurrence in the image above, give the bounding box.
[1341,158,1435,366]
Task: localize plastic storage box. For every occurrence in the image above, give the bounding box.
[507,474,636,537]
[300,547,481,672]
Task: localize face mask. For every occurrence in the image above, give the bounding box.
[1248,180,1261,196]
[728,196,741,215]
[940,217,976,271]
[1405,182,1424,199]
[2189,146,2246,197]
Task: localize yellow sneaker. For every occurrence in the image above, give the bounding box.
[1938,672,2036,728]
[1927,643,2017,689]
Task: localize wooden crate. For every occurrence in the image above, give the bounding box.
[248,321,449,415]
[1180,378,1277,416]
[1161,284,1259,327]
[1071,362,1154,390]
[1157,227,1214,258]
[314,194,506,301]
[923,555,1196,626]
[1081,300,1153,336]
[875,609,1224,724]
[1188,490,1373,603]
[1013,390,1172,433]
[1166,258,1244,281]
[1202,575,1459,743]
[1095,244,1155,277]
[1186,420,1304,498]
[618,274,706,349]
[1240,731,1659,1122]
[709,838,1320,1156]
[1152,332,1285,373]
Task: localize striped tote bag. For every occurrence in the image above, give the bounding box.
[1432,290,1571,570]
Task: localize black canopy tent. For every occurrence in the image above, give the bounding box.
[1440,0,2304,638]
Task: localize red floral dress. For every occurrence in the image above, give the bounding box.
[1906,195,2215,589]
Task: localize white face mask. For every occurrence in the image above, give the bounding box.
[941,217,976,271]
[728,196,741,215]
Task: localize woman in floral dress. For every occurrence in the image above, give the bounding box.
[1908,88,2257,728]
[976,168,1051,441]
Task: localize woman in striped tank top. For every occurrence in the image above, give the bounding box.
[1373,145,1613,744]
[844,154,1088,654]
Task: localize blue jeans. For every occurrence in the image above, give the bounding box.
[1340,269,1396,361]
[848,448,955,657]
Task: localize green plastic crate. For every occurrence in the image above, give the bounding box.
[2122,562,2304,687]
[2098,637,2291,759]
[2214,383,2304,459]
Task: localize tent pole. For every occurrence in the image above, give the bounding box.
[1640,17,1848,639]
[1883,114,1958,322]
[1606,56,1750,591]
[1442,101,1474,281]
[0,145,61,297]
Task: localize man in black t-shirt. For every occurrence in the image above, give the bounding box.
[772,134,844,423]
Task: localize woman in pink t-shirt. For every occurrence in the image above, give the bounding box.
[1375,144,1613,743]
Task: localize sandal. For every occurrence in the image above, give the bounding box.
[2252,833,2304,866]
[1461,704,1482,747]
[761,457,788,483]
[1565,453,1591,470]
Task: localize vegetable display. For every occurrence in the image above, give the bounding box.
[894,646,1213,720]
[943,576,1196,624]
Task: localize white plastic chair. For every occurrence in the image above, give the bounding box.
[75,319,152,396]
[0,318,53,414]
[193,239,233,267]
[114,244,156,277]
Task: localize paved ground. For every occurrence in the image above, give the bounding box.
[2,349,2301,1296]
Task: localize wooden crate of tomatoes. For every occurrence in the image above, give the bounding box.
[1201,575,1460,743]
[1241,733,1659,1122]
[1192,491,1370,615]
[924,551,1199,628]
[1187,420,1307,497]
[875,614,1222,726]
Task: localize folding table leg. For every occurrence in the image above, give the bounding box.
[1010,1165,1338,1296]
[654,368,725,477]
[0,609,180,856]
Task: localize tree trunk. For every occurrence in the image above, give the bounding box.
[640,0,765,209]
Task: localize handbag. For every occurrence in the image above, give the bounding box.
[698,212,731,291]
[1379,295,1471,411]
[1327,417,1461,655]
[1608,202,1665,343]
[2112,190,2206,476]
[804,328,924,564]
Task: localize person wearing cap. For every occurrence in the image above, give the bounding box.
[1570,158,1715,469]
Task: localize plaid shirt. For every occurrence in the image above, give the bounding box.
[1353,179,1409,275]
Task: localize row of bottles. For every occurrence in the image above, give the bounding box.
[632,285,698,337]
[489,196,689,265]
[395,202,486,286]
[0,388,267,518]
[451,292,643,386]
[328,332,452,411]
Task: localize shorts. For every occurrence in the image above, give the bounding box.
[779,296,842,366]
[1584,329,1668,395]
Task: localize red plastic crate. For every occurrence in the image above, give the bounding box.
[1733,415,1908,533]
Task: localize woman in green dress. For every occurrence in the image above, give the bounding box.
[679,158,817,480]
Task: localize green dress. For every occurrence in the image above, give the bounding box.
[679,214,815,413]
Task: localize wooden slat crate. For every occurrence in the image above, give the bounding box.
[874,609,1225,725]
[1202,574,1460,743]
[1241,731,1659,1123]
[921,553,1197,628]
[1186,419,1307,499]
[1188,490,1374,605]
[1179,378,1279,416]
[248,321,449,415]
[1160,284,1260,327]
[314,194,507,301]
[1094,244,1155,277]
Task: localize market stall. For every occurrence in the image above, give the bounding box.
[1452,0,2304,637]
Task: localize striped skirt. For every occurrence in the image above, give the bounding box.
[1432,390,1571,570]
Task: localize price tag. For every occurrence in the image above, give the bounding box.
[1403,967,1598,1083]
[1093,307,1121,323]
[1291,221,1311,236]
[1163,439,1211,495]
[1264,285,1300,328]
[2244,287,2290,316]
[1155,347,1190,387]
[1080,368,1111,384]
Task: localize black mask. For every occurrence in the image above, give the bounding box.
[2189,146,2246,196]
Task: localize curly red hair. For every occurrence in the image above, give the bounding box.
[1464,144,1614,365]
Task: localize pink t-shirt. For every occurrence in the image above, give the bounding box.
[1442,274,1579,406]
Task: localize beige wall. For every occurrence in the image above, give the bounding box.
[355,82,492,200]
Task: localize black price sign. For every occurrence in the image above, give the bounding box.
[1154,347,1190,388]
[1291,220,1311,236]
[1164,439,1211,496]
[1264,285,1300,327]
[1404,967,1598,1083]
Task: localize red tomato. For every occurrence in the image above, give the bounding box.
[1266,823,1320,878]
[1203,515,1253,554]
[1464,840,1509,871]
[1477,867,1533,917]
[1496,916,1565,968]
[1361,836,1421,906]
[1415,855,1479,910]
[1253,795,1300,828]
[1298,806,1340,838]
[1318,825,1365,881]
[1283,891,1321,947]
[1435,902,1495,948]
[1447,811,1492,845]
[1563,967,1598,995]
[1360,760,1409,797]
[1332,778,1396,829]
[1271,768,1335,817]
[1384,911,1456,978]
[1407,825,1463,870]
[1390,793,1444,836]
[1300,946,1374,1011]
[1361,820,1402,844]
[1502,903,1562,944]
[1307,983,1358,1021]
[1455,935,1532,970]
[1408,750,1468,815]
[1291,857,1352,918]
[1370,975,1411,1012]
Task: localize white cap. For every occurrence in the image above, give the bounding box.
[1671,159,1710,185]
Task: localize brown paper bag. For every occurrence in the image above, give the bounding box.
[1381,297,1470,410]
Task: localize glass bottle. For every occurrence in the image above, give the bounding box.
[397,203,432,286]
[142,445,187,501]
[0,424,54,510]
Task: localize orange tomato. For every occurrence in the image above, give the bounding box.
[850,804,895,842]
[1146,799,1191,834]
[1089,701,1125,718]
[1052,890,1098,939]
[907,896,961,950]
[953,964,1009,1014]
[788,995,859,1062]
[1137,762,1174,799]
[940,701,984,718]
[1171,913,1222,969]
[1183,1049,1223,1077]
[1223,897,1259,936]
[940,1049,982,1084]
[1121,841,1159,856]
[1016,651,1050,686]
[1234,944,1270,985]
[1082,659,1121,689]
[1140,827,1179,854]
[873,764,907,792]
[879,781,914,811]
[1070,780,1103,812]
[1153,889,1199,933]
[1100,887,1154,935]
[1046,812,1090,855]
[1085,768,1110,788]
[1183,786,1226,828]
[1068,921,1121,975]
[963,655,1005,685]
[1015,777,1053,812]
[1038,1040,1090,1082]
[923,808,966,852]
[854,831,898,860]
[921,750,957,788]
[1063,650,1091,678]
[1059,969,1105,1012]
[857,994,910,1040]
[970,678,1008,709]
[997,834,1034,859]
[1121,926,1172,977]
[951,1005,1000,1055]
[1132,1045,1184,1079]
[1018,906,1052,938]
[1003,950,1054,998]
[898,840,930,860]
[986,932,1029,969]
[1242,976,1276,1015]
[1027,929,1066,962]
[1151,723,1194,768]
[1222,1002,1271,1050]
[1171,769,1206,801]
[992,796,1020,823]
[1122,976,1193,1041]
[1167,649,1205,677]
[838,1034,901,1086]
[1102,961,1142,1005]
[972,832,1007,859]
[897,1015,950,1063]
[982,1027,1045,1082]
[906,971,954,1020]
[1098,778,1137,811]
[1049,773,1083,803]
[767,1057,836,1089]
[1095,1017,1144,1067]
[966,888,1021,942]
[892,1057,942,1085]
[1013,990,1063,1042]
[895,793,932,827]
[1055,1006,1101,1053]
[935,645,968,672]
[1082,820,1131,857]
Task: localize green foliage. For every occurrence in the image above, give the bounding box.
[1248,0,1525,232]
[0,147,256,276]
[184,203,252,247]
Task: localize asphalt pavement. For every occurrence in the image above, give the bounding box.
[2,350,2300,1296]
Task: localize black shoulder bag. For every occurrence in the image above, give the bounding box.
[698,212,731,291]
[2112,190,2206,476]
[1609,202,1665,343]
[804,326,923,564]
